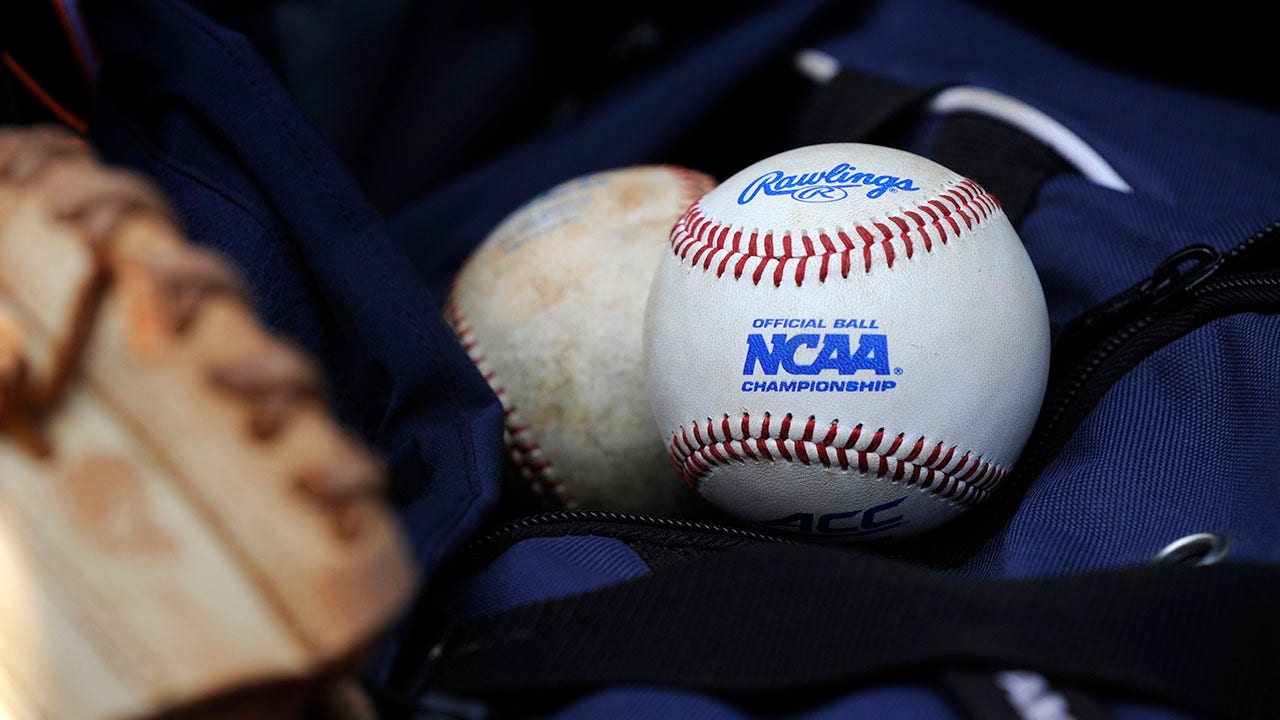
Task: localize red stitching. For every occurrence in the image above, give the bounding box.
[444,297,576,509]
[659,164,718,213]
[668,413,1007,506]
[446,165,713,508]
[669,178,1001,287]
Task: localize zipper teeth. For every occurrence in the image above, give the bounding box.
[469,274,1280,551]
[990,313,1152,503]
[1196,274,1280,293]
[1225,220,1280,261]
[467,509,794,550]
[1028,315,1151,455]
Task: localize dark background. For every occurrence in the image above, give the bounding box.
[3,1,1274,207]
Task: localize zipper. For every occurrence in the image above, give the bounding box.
[1050,219,1280,356]
[464,508,794,553]
[1018,222,1280,476]
[893,222,1280,562]
[466,223,1280,557]
[1028,244,1228,466]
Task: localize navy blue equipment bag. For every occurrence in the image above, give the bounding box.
[6,1,1278,718]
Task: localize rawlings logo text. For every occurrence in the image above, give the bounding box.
[737,162,921,204]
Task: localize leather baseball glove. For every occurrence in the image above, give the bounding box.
[0,125,417,719]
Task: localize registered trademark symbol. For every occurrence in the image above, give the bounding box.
[894,367,903,375]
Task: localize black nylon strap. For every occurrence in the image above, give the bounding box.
[932,112,1069,225]
[428,542,1277,720]
[787,70,1069,226]
[788,70,936,146]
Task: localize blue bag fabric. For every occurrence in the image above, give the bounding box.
[800,0,1280,575]
[74,0,1279,717]
[89,0,510,578]
[86,0,838,568]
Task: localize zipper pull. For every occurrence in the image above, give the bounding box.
[1135,244,1223,305]
[1052,244,1222,354]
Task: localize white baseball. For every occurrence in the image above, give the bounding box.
[644,143,1050,542]
[448,165,715,516]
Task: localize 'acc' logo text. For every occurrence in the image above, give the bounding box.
[759,496,908,537]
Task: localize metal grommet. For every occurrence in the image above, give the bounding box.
[1151,532,1232,566]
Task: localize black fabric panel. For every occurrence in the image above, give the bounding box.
[428,542,1277,720]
